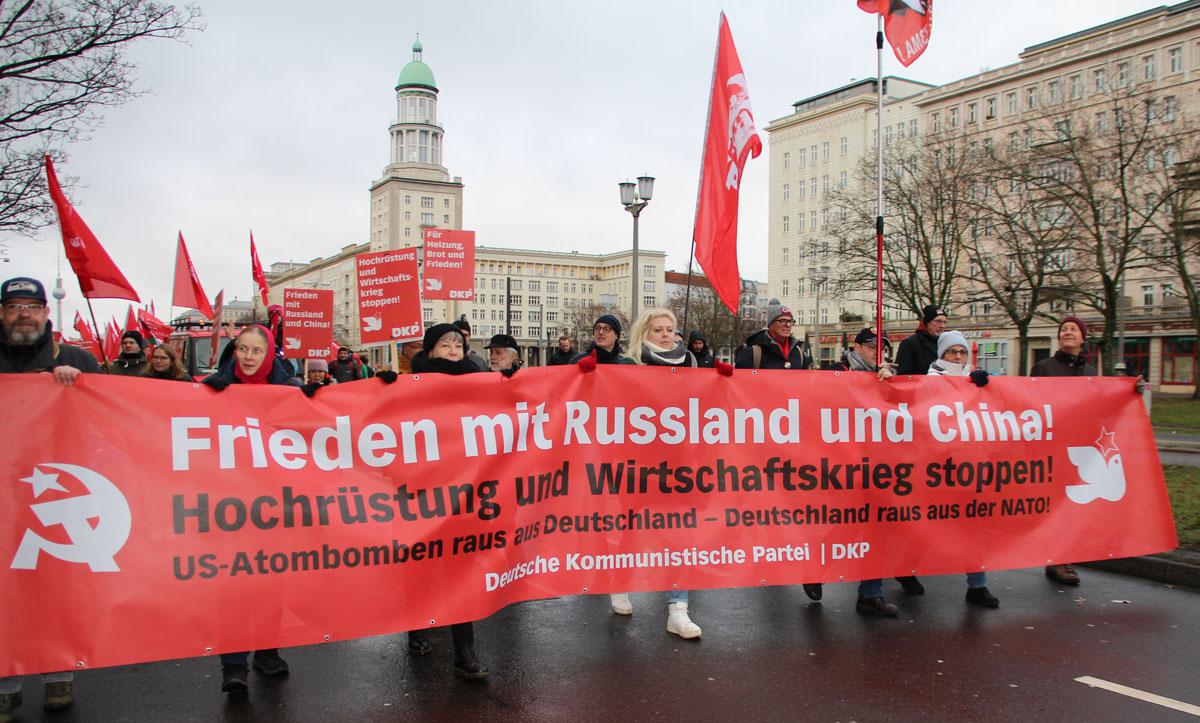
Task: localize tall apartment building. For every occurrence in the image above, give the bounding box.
[767,2,1200,390]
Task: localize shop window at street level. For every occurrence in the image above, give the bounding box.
[1162,337,1197,384]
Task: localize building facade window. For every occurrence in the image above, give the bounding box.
[1143,54,1156,81]
[840,136,848,155]
[1006,92,1017,114]
[1069,74,1082,99]
[782,215,790,233]
[782,151,789,170]
[949,107,959,128]
[985,96,997,119]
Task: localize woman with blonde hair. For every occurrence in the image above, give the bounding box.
[609,307,701,638]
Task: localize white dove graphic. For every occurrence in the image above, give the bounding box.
[362,316,382,332]
[425,278,443,291]
[1065,427,1126,504]
[283,336,301,350]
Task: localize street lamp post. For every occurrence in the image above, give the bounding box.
[619,175,654,320]
[809,266,830,367]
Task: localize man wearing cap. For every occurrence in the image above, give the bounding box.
[485,333,522,374]
[734,299,812,370]
[0,276,99,718]
[328,345,363,383]
[1031,315,1096,587]
[570,313,634,365]
[454,318,490,371]
[108,330,148,376]
[895,304,946,375]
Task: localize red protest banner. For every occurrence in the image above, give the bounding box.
[0,370,1174,676]
[422,228,475,300]
[281,288,334,359]
[356,249,422,345]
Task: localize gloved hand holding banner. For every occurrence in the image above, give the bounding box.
[0,368,1175,675]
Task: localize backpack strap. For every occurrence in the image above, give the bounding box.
[752,344,762,369]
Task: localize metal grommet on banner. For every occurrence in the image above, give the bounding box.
[751,370,758,375]
[838,576,845,582]
[581,587,588,593]
[412,375,420,381]
[671,368,677,373]
[204,646,212,654]
[672,583,679,589]
[759,579,766,585]
[980,565,987,571]
[1046,559,1054,564]
[75,660,85,668]
[428,618,436,626]
[323,634,331,642]
[834,371,841,377]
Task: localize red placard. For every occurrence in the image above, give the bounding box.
[356,249,422,345]
[282,288,334,359]
[0,371,1174,675]
[422,229,475,300]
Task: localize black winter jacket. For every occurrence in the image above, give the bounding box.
[734,330,812,370]
[895,328,939,375]
[0,323,101,374]
[1030,349,1096,377]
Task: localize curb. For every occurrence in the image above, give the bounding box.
[1081,552,1200,590]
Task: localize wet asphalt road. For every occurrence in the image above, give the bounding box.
[8,566,1200,722]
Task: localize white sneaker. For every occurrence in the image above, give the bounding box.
[610,593,633,615]
[666,601,701,639]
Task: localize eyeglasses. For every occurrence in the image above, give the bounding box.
[594,325,615,334]
[3,303,45,313]
[943,348,969,358]
[773,319,795,326]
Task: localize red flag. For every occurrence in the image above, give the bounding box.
[44,156,140,302]
[103,320,121,362]
[858,0,933,67]
[124,305,139,333]
[250,232,270,306]
[692,13,761,315]
[173,232,214,320]
[73,312,102,361]
[137,308,174,342]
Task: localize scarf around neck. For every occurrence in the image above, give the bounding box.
[641,340,691,367]
[234,325,277,385]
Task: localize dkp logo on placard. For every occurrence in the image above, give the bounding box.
[10,463,132,572]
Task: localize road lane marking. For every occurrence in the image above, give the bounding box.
[1075,676,1200,716]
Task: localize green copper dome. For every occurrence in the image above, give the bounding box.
[396,39,437,91]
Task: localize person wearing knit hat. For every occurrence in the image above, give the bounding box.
[305,358,335,387]
[895,303,947,375]
[901,327,1000,609]
[569,314,635,366]
[108,329,149,376]
[1031,315,1096,587]
[734,298,813,370]
[406,320,492,680]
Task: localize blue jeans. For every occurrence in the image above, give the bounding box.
[667,589,688,605]
[858,573,987,598]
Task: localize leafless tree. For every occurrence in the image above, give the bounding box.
[667,281,758,361]
[829,134,983,321]
[0,0,201,241]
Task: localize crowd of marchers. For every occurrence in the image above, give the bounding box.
[0,273,1145,716]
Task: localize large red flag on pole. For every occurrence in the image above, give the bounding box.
[250,232,270,306]
[692,13,761,315]
[858,0,933,67]
[44,156,140,302]
[173,232,215,320]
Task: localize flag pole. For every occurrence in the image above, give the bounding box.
[685,11,726,336]
[874,13,885,368]
[86,300,110,370]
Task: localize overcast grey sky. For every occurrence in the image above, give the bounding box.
[4,0,1166,329]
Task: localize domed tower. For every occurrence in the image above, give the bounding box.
[369,38,464,252]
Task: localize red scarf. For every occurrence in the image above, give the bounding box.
[233,325,277,385]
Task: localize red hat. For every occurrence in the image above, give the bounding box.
[1059,316,1087,339]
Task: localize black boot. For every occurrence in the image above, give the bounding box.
[221,665,249,694]
[251,648,289,676]
[408,631,433,656]
[896,576,925,595]
[453,643,490,681]
[802,583,823,601]
[855,597,899,617]
[966,587,1000,608]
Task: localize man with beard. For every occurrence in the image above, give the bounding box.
[0,277,99,718]
[734,300,812,370]
[108,330,148,376]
